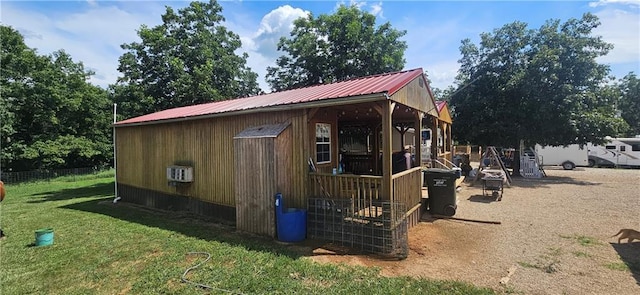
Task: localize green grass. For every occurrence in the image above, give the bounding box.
[517,247,563,274]
[559,234,602,247]
[572,251,592,258]
[0,174,493,294]
[604,262,630,272]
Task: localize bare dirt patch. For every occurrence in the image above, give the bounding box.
[308,167,640,294]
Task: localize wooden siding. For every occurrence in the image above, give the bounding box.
[389,76,437,117]
[234,137,277,237]
[116,109,308,211]
[437,103,453,123]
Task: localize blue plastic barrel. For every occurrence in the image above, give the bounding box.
[275,193,307,243]
[35,228,54,246]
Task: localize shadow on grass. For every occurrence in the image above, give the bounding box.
[60,197,313,260]
[27,182,114,203]
[610,242,640,286]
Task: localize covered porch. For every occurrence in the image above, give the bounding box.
[306,84,439,231]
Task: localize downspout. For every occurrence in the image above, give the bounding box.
[113,103,120,203]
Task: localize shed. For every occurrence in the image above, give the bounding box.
[114,68,441,253]
[233,123,291,237]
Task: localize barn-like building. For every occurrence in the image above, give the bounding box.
[114,68,440,255]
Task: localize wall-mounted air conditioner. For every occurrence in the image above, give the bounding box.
[167,165,193,182]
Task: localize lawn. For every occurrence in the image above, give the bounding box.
[0,172,494,294]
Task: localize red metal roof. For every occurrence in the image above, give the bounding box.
[116,68,424,126]
[436,101,446,113]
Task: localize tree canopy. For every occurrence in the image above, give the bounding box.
[113,0,260,119]
[266,5,407,91]
[1,25,113,171]
[617,73,640,137]
[450,13,628,148]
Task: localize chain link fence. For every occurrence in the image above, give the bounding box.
[0,167,109,184]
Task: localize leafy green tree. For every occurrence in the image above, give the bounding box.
[114,0,260,118]
[1,25,112,171]
[451,13,627,153]
[617,73,640,137]
[266,5,407,91]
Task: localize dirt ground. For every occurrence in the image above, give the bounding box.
[307,167,640,294]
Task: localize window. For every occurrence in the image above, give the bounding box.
[620,146,626,152]
[632,144,640,152]
[421,129,431,142]
[606,145,616,150]
[316,123,331,164]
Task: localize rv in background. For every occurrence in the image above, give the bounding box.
[420,129,432,162]
[587,137,640,168]
[534,144,589,170]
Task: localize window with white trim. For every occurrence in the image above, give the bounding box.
[316,123,331,164]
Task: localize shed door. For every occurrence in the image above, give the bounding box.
[234,137,276,237]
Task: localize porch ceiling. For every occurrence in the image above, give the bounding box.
[329,102,420,123]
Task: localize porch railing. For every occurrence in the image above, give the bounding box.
[309,173,382,202]
[425,157,458,169]
[309,167,422,212]
[391,167,422,212]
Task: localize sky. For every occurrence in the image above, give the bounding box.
[1,0,638,92]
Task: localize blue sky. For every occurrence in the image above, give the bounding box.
[1,0,638,91]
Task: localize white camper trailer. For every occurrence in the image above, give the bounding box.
[534,144,589,170]
[420,129,432,162]
[587,137,640,168]
[389,127,440,166]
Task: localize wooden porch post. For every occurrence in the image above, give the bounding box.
[447,123,453,162]
[414,112,423,166]
[431,117,438,161]
[381,101,393,201]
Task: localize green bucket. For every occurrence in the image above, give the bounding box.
[35,228,54,246]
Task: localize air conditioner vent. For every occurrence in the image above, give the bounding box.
[167,166,193,182]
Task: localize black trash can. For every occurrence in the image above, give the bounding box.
[424,168,457,216]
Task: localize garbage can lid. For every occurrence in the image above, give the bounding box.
[425,168,456,174]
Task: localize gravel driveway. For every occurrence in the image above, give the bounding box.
[310,167,640,294]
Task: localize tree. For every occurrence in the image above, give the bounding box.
[266,5,407,91]
[1,26,113,171]
[114,0,260,119]
[617,73,640,137]
[450,13,627,153]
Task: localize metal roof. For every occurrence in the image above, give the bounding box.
[116,68,425,126]
[436,101,446,113]
[233,123,290,139]
[435,101,452,123]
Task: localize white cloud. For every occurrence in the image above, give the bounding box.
[589,0,640,8]
[370,2,384,18]
[422,61,459,91]
[335,0,367,10]
[232,5,309,92]
[1,2,169,88]
[252,5,309,57]
[593,8,640,64]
